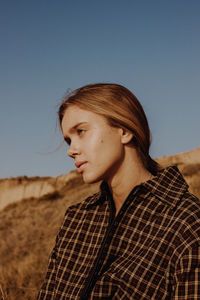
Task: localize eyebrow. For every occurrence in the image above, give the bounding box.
[63,122,88,140]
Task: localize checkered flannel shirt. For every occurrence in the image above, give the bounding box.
[38,166,200,299]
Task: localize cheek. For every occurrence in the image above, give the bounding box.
[86,132,104,151]
[84,129,121,161]
[98,136,122,162]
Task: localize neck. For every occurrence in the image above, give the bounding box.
[107,148,153,216]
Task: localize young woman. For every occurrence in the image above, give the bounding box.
[38,83,200,299]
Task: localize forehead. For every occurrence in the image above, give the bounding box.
[61,105,108,133]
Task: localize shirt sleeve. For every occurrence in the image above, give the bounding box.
[37,206,72,299]
[37,235,59,300]
[172,242,200,299]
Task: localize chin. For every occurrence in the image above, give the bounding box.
[82,172,102,184]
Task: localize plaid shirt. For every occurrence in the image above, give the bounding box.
[38,166,200,299]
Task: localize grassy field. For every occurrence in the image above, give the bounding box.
[0,177,99,300]
[0,158,199,299]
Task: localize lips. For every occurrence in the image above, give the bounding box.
[75,161,87,171]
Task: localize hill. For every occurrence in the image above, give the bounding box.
[0,148,200,299]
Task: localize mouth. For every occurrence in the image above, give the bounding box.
[75,161,87,173]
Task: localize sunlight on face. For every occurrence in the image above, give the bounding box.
[61,105,125,184]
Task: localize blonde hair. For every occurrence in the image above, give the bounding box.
[58,83,159,174]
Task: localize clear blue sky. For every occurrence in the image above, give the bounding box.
[1,0,200,178]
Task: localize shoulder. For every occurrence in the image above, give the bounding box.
[181,189,200,213]
[179,189,200,222]
[168,190,200,266]
[145,165,200,251]
[176,190,200,241]
[56,191,102,242]
[64,191,102,214]
[60,190,102,225]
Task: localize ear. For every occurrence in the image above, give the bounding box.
[119,128,134,144]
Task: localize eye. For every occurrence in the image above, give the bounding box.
[77,129,85,135]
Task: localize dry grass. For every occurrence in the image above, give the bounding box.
[0,158,199,299]
[0,181,99,300]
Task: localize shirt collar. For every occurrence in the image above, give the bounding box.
[82,181,113,209]
[83,166,188,209]
[142,166,188,207]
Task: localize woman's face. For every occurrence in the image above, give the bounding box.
[61,105,126,184]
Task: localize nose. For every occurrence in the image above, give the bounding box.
[67,142,80,158]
